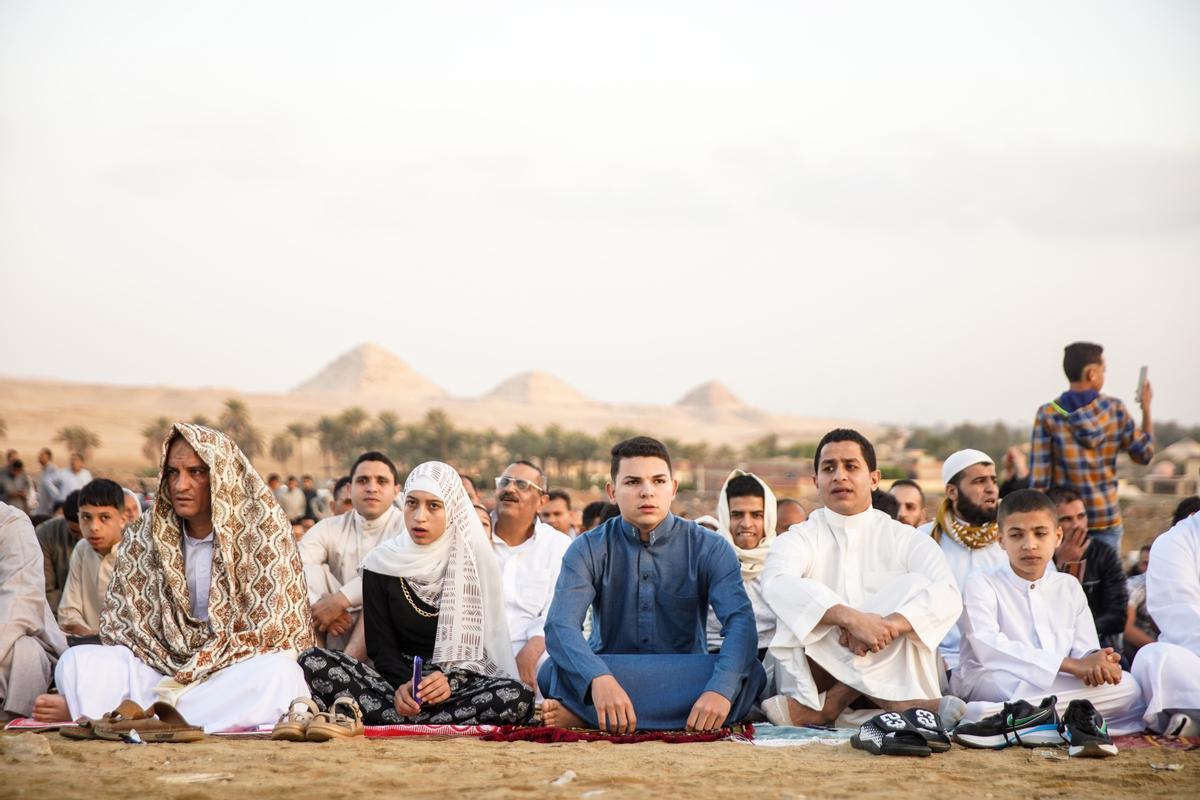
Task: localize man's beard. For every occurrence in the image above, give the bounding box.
[954,493,997,526]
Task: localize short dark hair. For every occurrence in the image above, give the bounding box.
[40,448,52,459]
[1063,342,1104,382]
[547,488,571,508]
[78,478,126,511]
[508,460,546,486]
[1045,485,1083,508]
[814,428,877,473]
[350,451,398,483]
[1173,496,1200,526]
[61,490,81,523]
[725,475,765,502]
[302,474,313,481]
[998,488,1059,527]
[267,473,280,483]
[287,475,297,482]
[889,478,924,501]
[581,500,610,529]
[609,436,672,481]
[10,459,23,471]
[333,475,352,497]
[871,488,900,519]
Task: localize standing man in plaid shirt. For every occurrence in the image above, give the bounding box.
[1030,342,1154,558]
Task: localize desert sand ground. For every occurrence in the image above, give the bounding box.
[1,732,1196,800]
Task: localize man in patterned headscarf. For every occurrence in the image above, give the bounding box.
[33,424,313,732]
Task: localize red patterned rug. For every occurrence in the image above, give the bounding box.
[479,723,753,744]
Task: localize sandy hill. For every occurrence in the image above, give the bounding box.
[676,380,745,410]
[292,343,445,400]
[484,371,591,405]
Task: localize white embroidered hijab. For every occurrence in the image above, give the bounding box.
[716,469,778,582]
[360,461,517,680]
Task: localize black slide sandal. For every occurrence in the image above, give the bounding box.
[902,707,952,753]
[850,712,932,757]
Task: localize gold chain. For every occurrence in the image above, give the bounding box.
[399,578,438,618]
[934,498,999,550]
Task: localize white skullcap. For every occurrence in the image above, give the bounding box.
[941,448,994,485]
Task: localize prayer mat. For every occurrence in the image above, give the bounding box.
[740,723,856,748]
[3,719,272,736]
[479,723,752,744]
[364,724,499,738]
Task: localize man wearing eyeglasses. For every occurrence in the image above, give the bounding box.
[491,461,571,691]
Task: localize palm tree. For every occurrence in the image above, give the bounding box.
[0,417,6,440]
[270,432,294,467]
[54,426,101,460]
[286,422,311,472]
[141,416,174,461]
[217,398,264,459]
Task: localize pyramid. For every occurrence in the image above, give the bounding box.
[292,343,446,399]
[675,380,745,410]
[484,371,590,405]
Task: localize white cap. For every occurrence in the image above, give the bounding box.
[941,448,994,485]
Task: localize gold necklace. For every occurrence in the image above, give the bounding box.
[399,578,438,618]
[935,498,999,550]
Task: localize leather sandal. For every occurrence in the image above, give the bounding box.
[94,701,204,743]
[61,699,152,740]
[271,697,321,742]
[305,696,364,742]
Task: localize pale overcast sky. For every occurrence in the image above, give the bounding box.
[2,1,1198,426]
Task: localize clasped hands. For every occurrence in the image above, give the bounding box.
[590,675,731,734]
[830,606,911,656]
[1065,648,1123,687]
[394,671,452,715]
[312,592,354,637]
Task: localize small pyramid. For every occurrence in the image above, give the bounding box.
[292,343,446,399]
[676,380,745,410]
[485,371,590,405]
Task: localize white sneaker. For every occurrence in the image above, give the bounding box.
[761,695,794,727]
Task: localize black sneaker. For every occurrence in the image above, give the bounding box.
[1062,699,1117,758]
[952,696,1064,749]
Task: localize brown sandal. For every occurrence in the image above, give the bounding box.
[305,697,364,742]
[271,697,321,742]
[61,699,152,740]
[94,701,204,743]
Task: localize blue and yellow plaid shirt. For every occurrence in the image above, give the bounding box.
[1029,394,1153,530]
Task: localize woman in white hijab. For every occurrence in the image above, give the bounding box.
[300,462,533,725]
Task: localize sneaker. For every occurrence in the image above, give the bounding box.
[1062,700,1117,758]
[952,695,1064,749]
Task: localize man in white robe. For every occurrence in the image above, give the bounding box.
[301,451,403,657]
[1132,509,1200,735]
[707,470,777,654]
[32,424,312,733]
[918,449,1007,671]
[0,502,67,721]
[952,490,1144,735]
[761,429,963,728]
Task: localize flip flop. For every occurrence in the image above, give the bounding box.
[94,701,204,743]
[61,699,152,741]
[850,712,932,757]
[902,707,952,753]
[272,697,321,742]
[306,696,364,742]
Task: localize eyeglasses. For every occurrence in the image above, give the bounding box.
[494,476,546,494]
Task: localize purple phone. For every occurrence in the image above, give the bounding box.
[412,656,423,702]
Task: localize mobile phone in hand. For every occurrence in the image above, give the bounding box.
[412,656,423,702]
[1136,366,1148,404]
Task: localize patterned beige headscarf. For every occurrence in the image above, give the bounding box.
[100,423,313,684]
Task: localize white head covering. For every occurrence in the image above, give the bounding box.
[941,448,994,486]
[360,461,518,681]
[716,469,778,581]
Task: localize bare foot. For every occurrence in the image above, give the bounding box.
[541,699,587,729]
[32,693,71,722]
[784,696,836,727]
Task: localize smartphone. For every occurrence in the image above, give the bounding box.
[411,656,423,702]
[1136,366,1148,404]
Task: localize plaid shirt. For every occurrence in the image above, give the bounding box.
[1029,394,1153,530]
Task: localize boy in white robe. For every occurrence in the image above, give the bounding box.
[952,489,1145,736]
[707,470,777,654]
[57,479,126,636]
[761,429,964,728]
[1131,509,1200,736]
[301,451,404,657]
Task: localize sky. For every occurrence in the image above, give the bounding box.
[1,1,1198,427]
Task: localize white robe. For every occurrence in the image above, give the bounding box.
[57,539,116,633]
[491,521,569,656]
[952,562,1145,735]
[707,576,776,650]
[1132,513,1200,731]
[917,519,1008,671]
[761,507,961,710]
